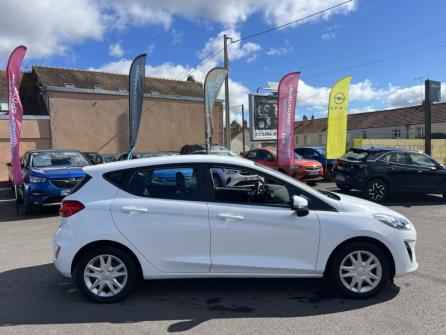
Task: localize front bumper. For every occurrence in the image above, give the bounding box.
[25,182,71,206]
[388,228,418,277]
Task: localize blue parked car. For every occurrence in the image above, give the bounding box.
[294,147,336,179]
[17,149,90,213]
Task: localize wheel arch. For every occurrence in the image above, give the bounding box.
[70,240,143,278]
[365,175,390,190]
[324,236,396,279]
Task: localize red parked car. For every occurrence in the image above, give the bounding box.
[242,147,324,184]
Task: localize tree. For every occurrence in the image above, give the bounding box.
[230,119,241,131]
[186,75,203,87]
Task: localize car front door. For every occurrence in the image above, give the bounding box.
[380,152,417,191]
[206,165,320,274]
[110,164,211,273]
[407,153,445,192]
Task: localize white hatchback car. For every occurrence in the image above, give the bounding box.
[53,155,417,303]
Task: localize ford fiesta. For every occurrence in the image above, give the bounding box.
[53,155,417,303]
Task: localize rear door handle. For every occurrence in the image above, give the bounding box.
[217,213,244,221]
[120,206,149,214]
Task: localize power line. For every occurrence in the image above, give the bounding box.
[240,26,446,84]
[230,0,354,44]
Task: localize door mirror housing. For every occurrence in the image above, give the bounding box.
[292,195,309,216]
[435,162,443,170]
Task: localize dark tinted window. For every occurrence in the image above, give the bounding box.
[256,150,273,161]
[126,167,199,201]
[389,153,410,165]
[246,151,257,159]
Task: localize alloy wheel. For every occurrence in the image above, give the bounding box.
[83,254,128,298]
[368,181,386,201]
[339,250,383,293]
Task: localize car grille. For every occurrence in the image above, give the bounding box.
[50,177,82,189]
[304,166,320,171]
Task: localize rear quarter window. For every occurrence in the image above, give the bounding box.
[341,150,369,161]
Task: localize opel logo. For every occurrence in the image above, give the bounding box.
[68,178,76,183]
[333,92,345,105]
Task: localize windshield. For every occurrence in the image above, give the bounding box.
[30,151,90,168]
[315,148,326,156]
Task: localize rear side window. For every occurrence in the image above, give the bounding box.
[341,149,368,161]
[106,166,200,201]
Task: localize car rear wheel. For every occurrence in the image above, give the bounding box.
[328,242,389,299]
[364,179,388,202]
[75,246,137,303]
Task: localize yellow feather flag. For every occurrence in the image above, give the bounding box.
[326,75,352,159]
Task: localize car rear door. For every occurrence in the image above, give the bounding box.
[109,164,211,273]
[206,164,320,274]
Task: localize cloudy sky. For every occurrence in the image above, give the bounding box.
[2,0,446,121]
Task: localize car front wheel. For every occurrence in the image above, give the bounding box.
[75,246,137,303]
[328,242,389,299]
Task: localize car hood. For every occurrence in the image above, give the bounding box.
[294,159,322,166]
[28,166,86,178]
[334,192,406,218]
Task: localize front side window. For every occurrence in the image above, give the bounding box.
[246,151,257,159]
[210,166,290,207]
[409,153,437,168]
[389,152,410,165]
[125,166,199,201]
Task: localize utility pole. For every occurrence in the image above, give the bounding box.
[241,104,245,152]
[224,34,231,149]
[424,80,432,156]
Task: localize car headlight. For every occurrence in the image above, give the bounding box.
[29,175,47,183]
[374,214,412,230]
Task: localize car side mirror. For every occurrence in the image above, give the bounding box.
[435,162,443,170]
[292,195,309,216]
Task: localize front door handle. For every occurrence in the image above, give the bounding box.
[217,213,244,221]
[120,206,149,214]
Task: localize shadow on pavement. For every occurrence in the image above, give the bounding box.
[0,264,400,332]
[317,181,445,207]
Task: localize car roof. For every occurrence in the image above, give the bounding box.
[84,154,254,175]
[26,149,82,154]
[351,146,406,153]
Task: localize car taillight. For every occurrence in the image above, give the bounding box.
[59,200,85,217]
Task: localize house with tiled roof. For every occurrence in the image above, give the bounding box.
[294,103,446,147]
[0,65,223,181]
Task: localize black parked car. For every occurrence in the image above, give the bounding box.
[333,147,446,202]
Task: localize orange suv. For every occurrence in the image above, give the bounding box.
[242,147,324,184]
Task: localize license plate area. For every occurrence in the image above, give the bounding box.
[61,189,70,196]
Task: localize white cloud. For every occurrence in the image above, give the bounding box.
[109,42,124,57]
[266,46,293,56]
[350,105,376,114]
[0,0,358,62]
[197,30,261,64]
[321,31,336,41]
[0,0,105,61]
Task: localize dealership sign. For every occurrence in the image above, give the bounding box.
[249,94,278,141]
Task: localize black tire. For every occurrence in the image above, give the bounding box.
[364,179,388,202]
[327,242,390,299]
[24,198,36,215]
[74,246,137,303]
[336,183,351,192]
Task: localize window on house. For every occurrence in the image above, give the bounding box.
[304,135,311,146]
[64,83,75,88]
[319,134,326,145]
[392,129,401,139]
[361,130,367,139]
[0,102,8,112]
[92,85,103,90]
[416,127,424,138]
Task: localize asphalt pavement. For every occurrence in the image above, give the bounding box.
[0,181,445,335]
